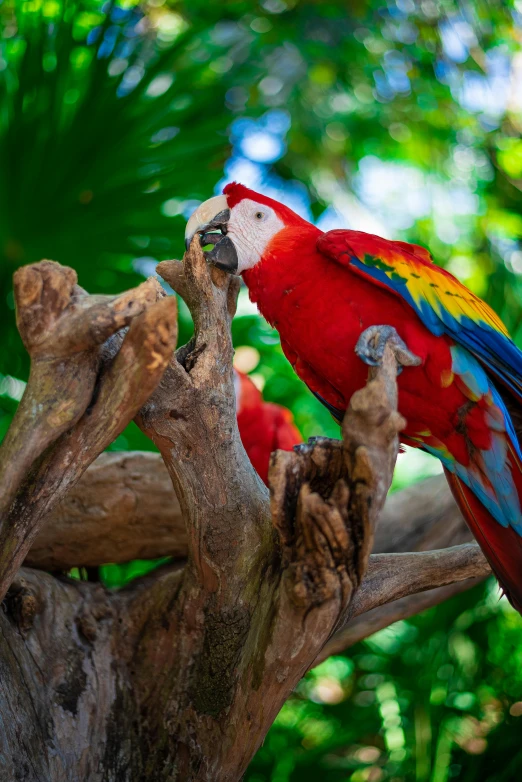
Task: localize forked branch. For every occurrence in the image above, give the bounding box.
[0,248,497,782]
[0,261,177,599]
[123,239,413,780]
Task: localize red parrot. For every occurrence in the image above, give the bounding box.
[186,184,522,613]
[234,367,302,485]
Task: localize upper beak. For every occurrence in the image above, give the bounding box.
[184,195,238,274]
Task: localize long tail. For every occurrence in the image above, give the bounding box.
[444,467,522,613]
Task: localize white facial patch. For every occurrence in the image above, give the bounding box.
[227,198,285,273]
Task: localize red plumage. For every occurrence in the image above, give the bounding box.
[235,369,302,485]
[444,469,522,613]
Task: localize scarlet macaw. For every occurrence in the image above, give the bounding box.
[234,368,302,485]
[186,183,522,612]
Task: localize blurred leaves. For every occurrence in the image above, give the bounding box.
[0,0,234,380]
[3,0,522,441]
[247,582,522,782]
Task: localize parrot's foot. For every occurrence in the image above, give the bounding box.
[355,325,422,373]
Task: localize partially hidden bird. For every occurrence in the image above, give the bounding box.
[186,183,522,613]
[234,367,302,485]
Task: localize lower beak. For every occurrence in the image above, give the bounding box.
[184,195,238,274]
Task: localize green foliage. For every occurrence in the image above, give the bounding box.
[99,556,171,587]
[0,0,232,381]
[2,1,522,777]
[247,582,522,781]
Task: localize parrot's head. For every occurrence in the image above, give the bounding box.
[184,183,311,275]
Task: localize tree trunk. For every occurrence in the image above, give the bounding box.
[0,246,490,781]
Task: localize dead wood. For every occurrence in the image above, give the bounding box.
[0,262,177,599]
[0,244,494,782]
[25,464,469,571]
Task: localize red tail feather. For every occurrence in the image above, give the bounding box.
[444,468,522,613]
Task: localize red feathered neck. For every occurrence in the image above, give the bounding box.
[235,369,262,412]
[223,182,307,227]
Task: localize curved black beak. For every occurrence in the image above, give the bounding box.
[184,196,238,274]
[200,232,238,274]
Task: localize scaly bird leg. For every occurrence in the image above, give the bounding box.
[355,325,421,374]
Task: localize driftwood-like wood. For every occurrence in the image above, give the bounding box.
[25,452,187,569]
[0,263,177,600]
[319,577,486,662]
[25,462,469,570]
[0,243,492,782]
[128,241,408,778]
[349,543,489,619]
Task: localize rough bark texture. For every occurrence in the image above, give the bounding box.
[0,263,177,600]
[0,246,490,782]
[26,452,186,569]
[25,461,469,570]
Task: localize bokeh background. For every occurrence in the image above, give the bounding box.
[2,0,522,779]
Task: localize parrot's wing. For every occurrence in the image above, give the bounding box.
[308,388,343,424]
[318,229,522,403]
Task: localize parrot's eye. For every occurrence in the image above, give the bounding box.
[255,211,265,220]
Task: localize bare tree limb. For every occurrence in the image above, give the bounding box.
[0,263,178,600]
[27,464,470,571]
[349,543,489,619]
[318,577,487,661]
[25,452,186,569]
[137,241,270,590]
[0,262,159,520]
[313,543,490,664]
[126,240,408,779]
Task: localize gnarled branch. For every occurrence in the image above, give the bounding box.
[121,239,407,780]
[25,452,186,569]
[0,247,495,782]
[26,464,471,571]
[0,261,178,599]
[0,262,159,520]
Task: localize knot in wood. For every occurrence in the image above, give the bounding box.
[4,578,41,633]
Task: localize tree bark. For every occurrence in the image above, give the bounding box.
[0,245,490,782]
[25,451,187,569]
[25,459,468,570]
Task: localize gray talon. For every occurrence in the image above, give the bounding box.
[355,325,421,374]
[293,437,328,455]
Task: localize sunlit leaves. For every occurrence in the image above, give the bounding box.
[497,138,522,179]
